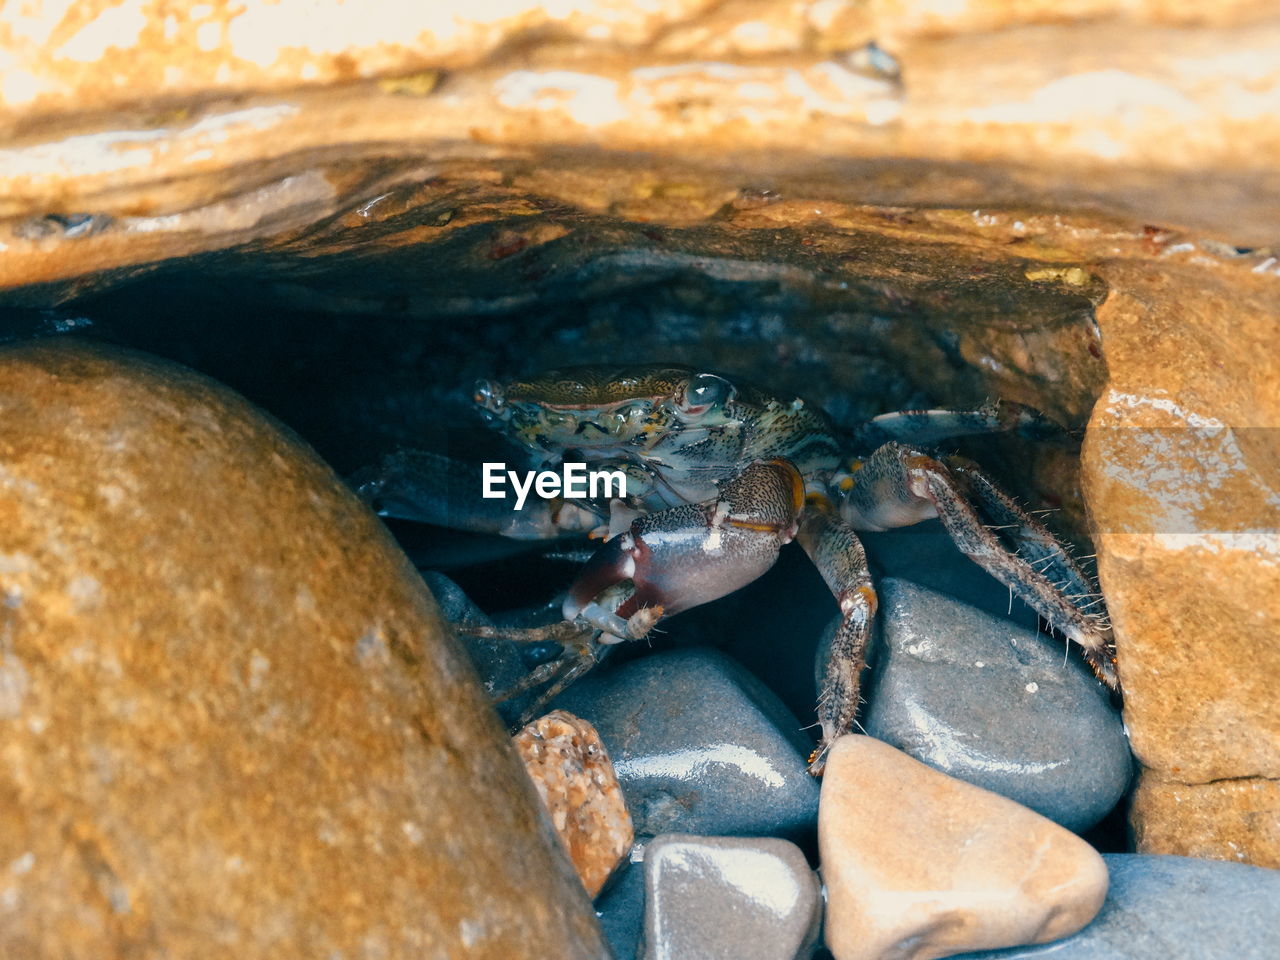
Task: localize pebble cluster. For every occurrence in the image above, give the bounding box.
[439,538,1280,959]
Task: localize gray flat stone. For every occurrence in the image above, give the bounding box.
[596,856,646,960]
[861,578,1132,832]
[952,854,1280,960]
[553,648,820,839]
[642,834,821,960]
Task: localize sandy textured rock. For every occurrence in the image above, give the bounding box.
[1130,777,1280,870]
[514,710,634,898]
[3,1,1280,294]
[0,340,608,959]
[1084,259,1280,866]
[819,735,1108,960]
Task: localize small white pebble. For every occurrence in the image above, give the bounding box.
[1025,682,1039,693]
[974,661,985,668]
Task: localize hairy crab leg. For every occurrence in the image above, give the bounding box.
[795,501,877,776]
[499,642,609,725]
[350,448,601,539]
[840,442,1118,688]
[562,458,806,642]
[846,400,1059,450]
[941,457,1116,685]
[942,457,1097,596]
[458,585,634,722]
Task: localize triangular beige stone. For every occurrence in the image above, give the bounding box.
[820,735,1108,960]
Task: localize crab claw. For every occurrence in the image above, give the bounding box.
[562,458,805,640]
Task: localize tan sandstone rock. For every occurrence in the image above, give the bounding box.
[819,735,1108,960]
[514,710,634,897]
[1130,777,1280,870]
[3,0,1280,295]
[0,339,608,959]
[1084,259,1280,866]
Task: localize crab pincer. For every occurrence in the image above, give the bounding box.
[562,459,806,643]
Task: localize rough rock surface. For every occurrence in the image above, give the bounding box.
[0,340,608,959]
[642,834,822,960]
[514,710,635,898]
[553,648,820,839]
[862,578,1132,833]
[819,735,1107,960]
[3,0,1278,875]
[1084,259,1280,867]
[952,854,1280,960]
[3,1,1280,293]
[1129,778,1280,870]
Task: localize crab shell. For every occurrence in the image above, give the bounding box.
[473,364,841,508]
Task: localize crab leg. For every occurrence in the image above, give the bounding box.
[350,448,602,539]
[847,400,1058,450]
[841,442,1117,687]
[795,502,877,775]
[562,458,806,641]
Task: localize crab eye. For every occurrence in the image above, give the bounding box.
[678,373,732,415]
[473,379,505,413]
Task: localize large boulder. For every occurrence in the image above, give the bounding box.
[0,339,609,959]
[1084,259,1280,868]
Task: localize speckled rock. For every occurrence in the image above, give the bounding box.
[552,648,820,839]
[642,834,821,960]
[1084,258,1280,867]
[820,735,1107,960]
[0,340,608,959]
[862,578,1132,832]
[952,854,1280,960]
[514,710,635,898]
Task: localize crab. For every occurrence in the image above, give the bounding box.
[356,364,1117,771]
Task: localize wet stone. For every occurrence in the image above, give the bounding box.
[596,857,646,960]
[642,834,822,960]
[951,854,1280,960]
[820,735,1108,960]
[514,710,635,898]
[861,578,1132,832]
[552,647,820,839]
